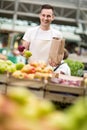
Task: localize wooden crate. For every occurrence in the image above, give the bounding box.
[0,83,7,94]
[0,74,8,83]
[7,77,45,98]
[44,82,86,104]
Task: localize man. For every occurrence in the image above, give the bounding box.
[21,4,63,64]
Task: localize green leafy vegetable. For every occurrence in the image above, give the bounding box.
[64,59,84,77]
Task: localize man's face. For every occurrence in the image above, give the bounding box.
[39,9,54,27]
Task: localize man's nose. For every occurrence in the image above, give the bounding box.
[44,16,48,19]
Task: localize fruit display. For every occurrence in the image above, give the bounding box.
[12,61,53,80]
[0,87,87,130]
[0,59,87,104]
[0,60,53,81]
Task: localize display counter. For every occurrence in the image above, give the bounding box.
[0,73,87,104]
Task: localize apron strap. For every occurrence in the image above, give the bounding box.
[54,61,65,71]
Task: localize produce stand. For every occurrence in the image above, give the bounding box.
[0,74,8,94]
[0,73,87,104]
[0,74,8,83]
[7,76,45,98]
[44,74,86,104]
[44,82,86,104]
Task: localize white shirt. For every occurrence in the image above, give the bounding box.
[23,26,63,63]
[23,26,63,41]
[54,60,71,76]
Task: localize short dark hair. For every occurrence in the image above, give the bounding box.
[40,4,54,12]
[63,48,69,60]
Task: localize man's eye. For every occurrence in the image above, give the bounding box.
[42,14,45,17]
[42,14,51,18]
[47,15,51,18]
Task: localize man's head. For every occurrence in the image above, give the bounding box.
[40,4,54,13]
[39,4,55,29]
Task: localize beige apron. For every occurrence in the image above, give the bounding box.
[29,27,52,64]
[29,39,52,64]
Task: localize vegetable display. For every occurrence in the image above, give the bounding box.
[65,59,84,77]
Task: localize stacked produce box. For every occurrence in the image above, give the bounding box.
[0,59,87,104]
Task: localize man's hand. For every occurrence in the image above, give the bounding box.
[48,58,58,67]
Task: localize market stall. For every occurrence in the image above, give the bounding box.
[0,59,87,104]
[0,73,87,104]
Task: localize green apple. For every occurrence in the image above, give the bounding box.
[7,64,16,73]
[24,50,32,58]
[16,62,25,70]
[0,62,8,73]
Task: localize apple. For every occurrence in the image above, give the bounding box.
[16,62,25,70]
[29,67,36,74]
[0,62,8,73]
[27,74,35,80]
[21,64,36,74]
[24,50,32,58]
[12,70,25,79]
[30,61,39,67]
[7,64,16,73]
[18,45,25,52]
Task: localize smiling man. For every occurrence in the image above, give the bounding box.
[21,4,63,64]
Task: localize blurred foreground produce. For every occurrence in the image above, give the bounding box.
[0,87,87,130]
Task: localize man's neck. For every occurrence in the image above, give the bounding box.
[40,25,50,31]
